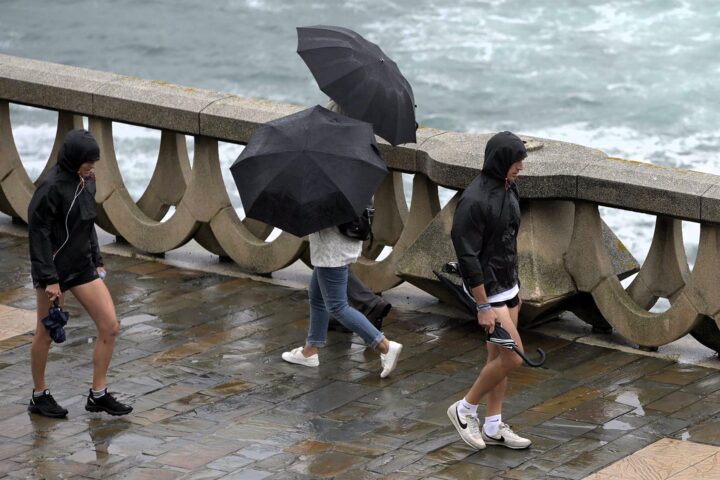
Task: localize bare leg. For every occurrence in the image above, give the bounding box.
[70,279,119,390]
[31,289,63,391]
[484,343,505,416]
[465,306,524,405]
[485,304,520,415]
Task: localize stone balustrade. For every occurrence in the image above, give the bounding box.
[1,53,719,353]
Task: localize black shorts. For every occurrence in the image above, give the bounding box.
[33,268,99,292]
[490,294,520,309]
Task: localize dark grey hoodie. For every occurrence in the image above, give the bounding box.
[450,131,527,297]
[28,129,103,290]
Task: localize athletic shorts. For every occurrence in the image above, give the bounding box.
[33,268,99,292]
[490,294,520,309]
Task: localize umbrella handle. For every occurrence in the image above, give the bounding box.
[512,346,546,367]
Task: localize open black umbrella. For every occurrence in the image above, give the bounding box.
[488,322,546,368]
[230,105,387,237]
[42,299,69,343]
[297,25,417,146]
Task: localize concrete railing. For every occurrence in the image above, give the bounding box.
[1,53,719,353]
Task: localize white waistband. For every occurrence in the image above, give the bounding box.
[463,283,519,304]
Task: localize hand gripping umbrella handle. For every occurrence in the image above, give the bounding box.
[512,346,546,367]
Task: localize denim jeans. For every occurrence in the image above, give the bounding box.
[307,265,385,349]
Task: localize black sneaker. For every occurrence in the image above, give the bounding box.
[85,389,133,416]
[28,389,68,418]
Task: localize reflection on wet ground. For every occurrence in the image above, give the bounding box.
[0,233,719,479]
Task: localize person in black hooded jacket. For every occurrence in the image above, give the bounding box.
[446,131,531,451]
[27,129,132,418]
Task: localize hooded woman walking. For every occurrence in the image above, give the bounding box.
[27,129,132,418]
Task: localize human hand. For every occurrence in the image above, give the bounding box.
[45,283,61,302]
[97,266,107,280]
[477,309,497,333]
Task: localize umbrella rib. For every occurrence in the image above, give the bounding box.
[306,150,386,172]
[295,163,359,220]
[312,58,385,90]
[240,150,305,161]
[237,151,304,199]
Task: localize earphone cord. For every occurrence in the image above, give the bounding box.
[52,176,85,262]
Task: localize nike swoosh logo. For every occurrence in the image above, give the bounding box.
[455,407,467,429]
[485,429,505,442]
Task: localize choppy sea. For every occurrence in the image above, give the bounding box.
[2,0,719,297]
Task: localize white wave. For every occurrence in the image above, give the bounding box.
[11,123,56,181]
[526,122,720,175]
[521,122,713,265]
[691,32,713,42]
[237,0,290,12]
[415,72,471,93]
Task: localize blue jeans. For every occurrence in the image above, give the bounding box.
[307,265,385,349]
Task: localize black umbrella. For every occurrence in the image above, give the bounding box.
[230,105,388,237]
[433,269,477,316]
[297,25,417,146]
[488,322,546,368]
[434,263,546,368]
[42,299,69,343]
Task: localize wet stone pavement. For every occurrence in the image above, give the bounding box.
[0,232,719,479]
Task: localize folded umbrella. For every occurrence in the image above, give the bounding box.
[433,269,476,316]
[42,298,69,343]
[433,263,546,367]
[230,105,388,237]
[487,322,546,368]
[297,25,417,146]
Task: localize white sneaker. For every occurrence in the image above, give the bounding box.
[281,347,319,367]
[379,341,403,378]
[446,401,485,450]
[482,423,531,449]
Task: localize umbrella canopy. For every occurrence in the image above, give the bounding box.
[42,299,69,343]
[297,25,417,146]
[230,105,388,237]
[487,322,546,368]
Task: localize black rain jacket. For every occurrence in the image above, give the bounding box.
[28,129,103,288]
[450,131,527,297]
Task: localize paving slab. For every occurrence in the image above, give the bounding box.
[0,232,718,479]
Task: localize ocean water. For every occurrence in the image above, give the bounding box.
[2,0,719,291]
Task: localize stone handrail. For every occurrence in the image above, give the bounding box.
[1,53,719,353]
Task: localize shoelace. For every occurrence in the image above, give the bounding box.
[498,423,519,438]
[95,391,124,406]
[467,415,481,436]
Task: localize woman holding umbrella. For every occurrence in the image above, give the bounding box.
[281,216,403,378]
[230,105,403,378]
[280,106,402,377]
[27,129,132,418]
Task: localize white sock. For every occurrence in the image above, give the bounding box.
[484,414,502,436]
[457,398,478,417]
[91,387,107,398]
[33,389,49,398]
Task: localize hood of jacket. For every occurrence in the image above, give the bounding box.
[481,131,527,181]
[58,129,100,173]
